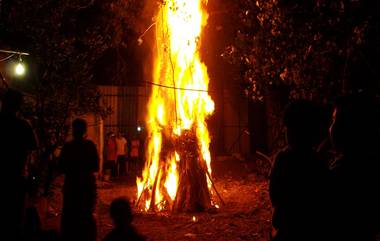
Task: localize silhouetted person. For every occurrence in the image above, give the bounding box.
[103,197,146,241]
[59,118,99,241]
[115,132,127,176]
[0,88,37,240]
[104,131,117,180]
[316,103,336,168]
[329,94,380,241]
[24,206,59,241]
[269,100,329,241]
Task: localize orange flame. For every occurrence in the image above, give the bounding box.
[137,0,214,211]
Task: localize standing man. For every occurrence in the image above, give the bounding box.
[0,89,37,240]
[115,132,128,176]
[59,118,99,241]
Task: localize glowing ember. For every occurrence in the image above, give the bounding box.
[136,0,215,212]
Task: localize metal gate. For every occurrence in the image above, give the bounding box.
[99,85,149,139]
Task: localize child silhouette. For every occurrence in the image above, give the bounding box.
[103,197,146,241]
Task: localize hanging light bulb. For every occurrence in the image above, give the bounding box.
[14,56,26,76]
[15,63,26,76]
[0,50,29,78]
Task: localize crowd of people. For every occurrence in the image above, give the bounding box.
[1,87,379,241]
[103,130,141,181]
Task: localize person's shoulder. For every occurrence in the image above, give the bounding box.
[102,229,117,241]
[127,227,147,241]
[131,232,147,241]
[84,139,95,144]
[81,139,96,147]
[274,147,292,162]
[83,139,97,148]
[62,140,75,148]
[139,234,148,241]
[15,117,33,129]
[18,118,37,145]
[271,147,296,172]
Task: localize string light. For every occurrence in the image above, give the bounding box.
[14,55,26,76]
[0,49,29,80]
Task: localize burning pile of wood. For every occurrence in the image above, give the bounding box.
[137,129,213,212]
[136,0,221,213]
[172,130,211,212]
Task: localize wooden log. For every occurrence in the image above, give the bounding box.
[204,168,225,206]
[149,168,161,212]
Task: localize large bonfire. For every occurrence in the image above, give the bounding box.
[136,0,217,212]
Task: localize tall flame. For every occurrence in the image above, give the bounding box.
[137,0,214,211]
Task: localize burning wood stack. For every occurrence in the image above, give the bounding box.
[137,129,212,212]
[172,130,211,212]
[136,0,220,213]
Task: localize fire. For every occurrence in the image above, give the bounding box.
[137,0,214,212]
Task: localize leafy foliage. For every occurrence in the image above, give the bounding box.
[223,0,379,102]
[220,0,379,155]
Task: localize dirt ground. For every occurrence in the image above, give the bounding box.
[41,158,272,241]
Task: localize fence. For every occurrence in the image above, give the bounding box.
[98,84,250,159]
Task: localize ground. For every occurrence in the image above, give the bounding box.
[40,157,272,241]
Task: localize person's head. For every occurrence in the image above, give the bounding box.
[284,99,320,149]
[1,88,23,114]
[107,131,115,138]
[72,118,87,139]
[110,197,133,228]
[330,94,378,154]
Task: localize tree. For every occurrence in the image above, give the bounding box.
[221,0,379,152]
[0,0,145,192]
[223,0,379,101]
